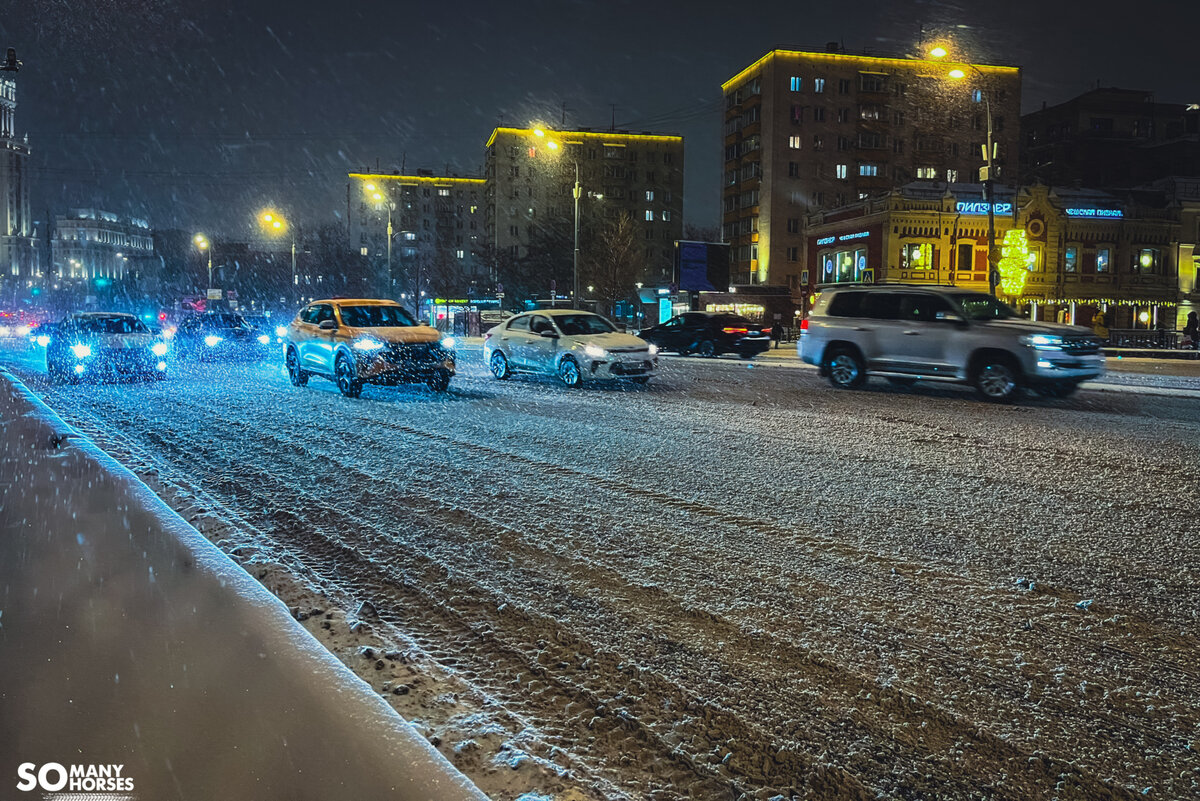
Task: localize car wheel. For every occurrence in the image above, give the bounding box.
[489,350,511,380]
[973,357,1021,403]
[334,354,362,398]
[427,370,451,392]
[886,377,918,388]
[694,339,716,358]
[286,347,309,386]
[826,347,866,389]
[558,356,582,387]
[1033,380,1079,398]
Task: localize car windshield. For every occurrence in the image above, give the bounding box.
[73,316,148,334]
[555,314,617,336]
[951,293,1019,321]
[339,305,417,327]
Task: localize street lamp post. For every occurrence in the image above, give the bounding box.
[260,211,297,303]
[363,183,394,300]
[193,233,212,291]
[544,136,584,309]
[931,47,1000,297]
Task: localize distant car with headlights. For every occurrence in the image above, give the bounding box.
[174,313,271,361]
[638,311,772,358]
[483,309,657,387]
[284,298,455,396]
[45,312,169,382]
[242,314,289,346]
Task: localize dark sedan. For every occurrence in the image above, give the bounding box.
[174,313,272,361]
[639,312,772,358]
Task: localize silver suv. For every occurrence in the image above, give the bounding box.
[798,285,1105,402]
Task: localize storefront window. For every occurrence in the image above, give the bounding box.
[1064,245,1078,272]
[902,242,932,270]
[820,249,870,284]
[1096,247,1110,273]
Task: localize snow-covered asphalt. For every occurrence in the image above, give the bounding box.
[4,342,1198,801]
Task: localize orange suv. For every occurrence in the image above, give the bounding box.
[285,299,455,396]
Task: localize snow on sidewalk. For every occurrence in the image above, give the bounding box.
[0,369,489,801]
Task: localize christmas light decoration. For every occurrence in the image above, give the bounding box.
[997,228,1031,297]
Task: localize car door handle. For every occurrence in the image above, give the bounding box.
[902,330,921,336]
[853,326,872,331]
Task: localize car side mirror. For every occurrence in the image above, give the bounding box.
[539,329,559,338]
[935,311,967,326]
[318,319,337,331]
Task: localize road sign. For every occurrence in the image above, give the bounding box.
[550,279,556,292]
[861,269,875,284]
[207,289,222,300]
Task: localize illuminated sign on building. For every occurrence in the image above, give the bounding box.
[955,201,1013,216]
[816,231,870,246]
[1065,207,1123,218]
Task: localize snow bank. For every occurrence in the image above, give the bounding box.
[0,370,489,801]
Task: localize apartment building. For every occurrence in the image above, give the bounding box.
[722,46,1021,291]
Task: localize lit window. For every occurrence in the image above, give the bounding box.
[814,78,825,93]
[788,135,802,149]
[946,169,959,182]
[973,89,983,103]
[645,210,654,221]
[404,232,416,240]
[858,164,878,177]
[903,242,933,269]
[360,247,368,256]
[1065,245,1078,272]
[662,210,671,221]
[790,76,802,91]
[645,190,654,201]
[437,188,450,196]
[835,164,848,179]
[456,249,465,259]
[1096,248,1110,273]
[916,166,938,179]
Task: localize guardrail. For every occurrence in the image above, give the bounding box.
[1107,329,1183,349]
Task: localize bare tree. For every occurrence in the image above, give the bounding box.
[583,211,645,317]
[683,222,721,243]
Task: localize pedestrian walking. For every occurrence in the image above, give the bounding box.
[1184,311,1199,350]
[771,320,783,349]
[1092,310,1109,343]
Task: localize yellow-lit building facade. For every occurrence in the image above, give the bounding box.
[722,47,1021,293]
[804,181,1199,330]
[347,171,487,300]
[484,127,684,291]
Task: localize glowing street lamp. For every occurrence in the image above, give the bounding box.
[543,133,584,309]
[259,209,297,302]
[930,44,1000,297]
[361,181,396,301]
[194,233,213,290]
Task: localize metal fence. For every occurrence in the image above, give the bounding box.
[1107,328,1183,349]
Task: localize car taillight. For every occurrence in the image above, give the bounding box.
[722,327,748,334]
[800,319,809,333]
[484,331,492,339]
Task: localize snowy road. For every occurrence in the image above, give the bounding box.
[4,344,1199,801]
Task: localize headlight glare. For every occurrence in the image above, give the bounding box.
[35,334,51,347]
[151,342,169,356]
[70,344,92,359]
[1020,334,1065,349]
[204,335,223,347]
[440,336,456,350]
[275,326,287,338]
[257,334,271,345]
[584,344,606,359]
[647,343,659,355]
[352,338,385,352]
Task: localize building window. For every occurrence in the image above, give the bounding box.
[786,217,800,233]
[836,164,848,179]
[662,210,671,221]
[1136,247,1161,274]
[360,246,368,256]
[859,164,878,176]
[972,89,983,103]
[788,135,802,149]
[645,190,654,201]
[916,166,937,179]
[859,104,881,120]
[788,161,800,177]
[811,107,824,122]
[837,136,850,151]
[893,138,905,154]
[1064,245,1078,272]
[814,78,826,93]
[790,76,802,91]
[456,249,465,259]
[1096,247,1111,273]
[838,78,851,94]
[946,169,958,182]
[791,104,804,124]
[813,135,824,150]
[645,210,654,221]
[787,246,799,261]
[902,242,933,270]
[437,188,451,196]
[837,108,849,123]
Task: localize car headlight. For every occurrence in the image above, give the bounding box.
[16,325,30,337]
[352,337,385,352]
[257,334,270,345]
[440,336,456,350]
[275,325,288,338]
[584,344,606,359]
[1020,334,1065,349]
[204,335,223,347]
[35,334,51,347]
[70,343,92,359]
[151,342,169,356]
[647,343,658,356]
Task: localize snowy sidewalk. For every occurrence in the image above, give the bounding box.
[0,370,489,801]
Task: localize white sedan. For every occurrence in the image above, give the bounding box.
[483,310,658,387]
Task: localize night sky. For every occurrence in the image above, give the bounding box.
[3,0,1198,238]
